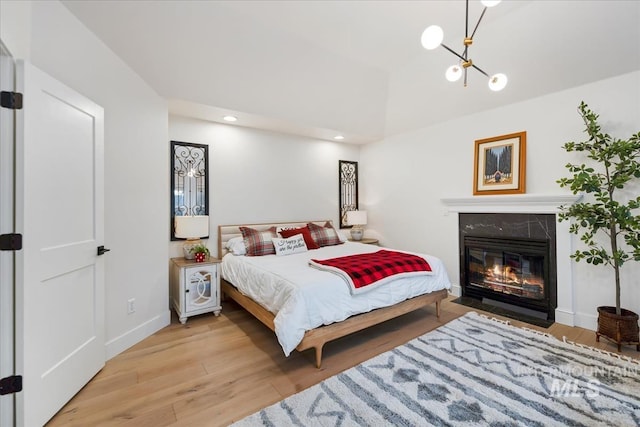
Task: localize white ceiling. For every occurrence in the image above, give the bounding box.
[62,0,640,144]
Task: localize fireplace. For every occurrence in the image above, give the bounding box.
[463,236,552,317]
[458,213,558,323]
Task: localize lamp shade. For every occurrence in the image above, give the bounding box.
[421,25,444,50]
[174,215,209,239]
[346,211,368,226]
[488,73,508,91]
[446,65,463,82]
[481,0,501,7]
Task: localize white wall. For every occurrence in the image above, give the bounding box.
[1,0,170,359]
[169,116,360,257]
[361,71,640,331]
[0,1,31,60]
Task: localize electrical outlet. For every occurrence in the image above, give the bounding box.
[127,298,135,314]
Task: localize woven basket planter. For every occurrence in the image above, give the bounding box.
[596,306,640,351]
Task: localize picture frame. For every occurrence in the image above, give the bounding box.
[473,131,526,195]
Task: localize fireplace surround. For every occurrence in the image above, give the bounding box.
[442,194,582,328]
[458,213,557,323]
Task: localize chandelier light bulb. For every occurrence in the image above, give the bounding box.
[480,0,502,7]
[488,73,508,91]
[445,65,463,82]
[421,25,444,50]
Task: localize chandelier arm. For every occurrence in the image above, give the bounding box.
[442,44,490,79]
[465,0,469,38]
[471,7,488,39]
[441,43,467,63]
[471,63,490,78]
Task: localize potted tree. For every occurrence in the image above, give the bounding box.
[557,101,640,351]
[190,243,210,263]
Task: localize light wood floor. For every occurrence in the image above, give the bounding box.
[47,296,639,426]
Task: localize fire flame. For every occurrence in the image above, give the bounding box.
[488,265,519,283]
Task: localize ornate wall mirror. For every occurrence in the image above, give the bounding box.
[339,160,358,228]
[171,141,209,240]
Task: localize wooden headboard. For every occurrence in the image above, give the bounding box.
[218,220,335,258]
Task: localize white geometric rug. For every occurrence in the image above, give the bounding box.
[231,312,640,426]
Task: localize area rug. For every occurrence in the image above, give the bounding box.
[231,311,640,426]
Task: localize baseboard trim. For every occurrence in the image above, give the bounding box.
[554,308,576,327]
[555,308,597,332]
[449,284,461,297]
[105,309,171,360]
[574,310,598,332]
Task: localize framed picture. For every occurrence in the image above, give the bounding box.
[473,131,526,195]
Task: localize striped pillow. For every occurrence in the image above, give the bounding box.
[307,222,343,247]
[240,226,277,256]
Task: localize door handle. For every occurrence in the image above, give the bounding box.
[97,245,111,256]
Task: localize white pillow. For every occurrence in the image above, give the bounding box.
[271,234,308,256]
[226,236,247,256]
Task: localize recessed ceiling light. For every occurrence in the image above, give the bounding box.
[223,115,238,122]
[334,135,345,140]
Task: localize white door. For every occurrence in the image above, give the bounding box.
[15,61,105,427]
[0,41,17,427]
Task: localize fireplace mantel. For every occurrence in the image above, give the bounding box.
[441,194,583,214]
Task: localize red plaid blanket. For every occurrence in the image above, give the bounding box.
[309,250,433,294]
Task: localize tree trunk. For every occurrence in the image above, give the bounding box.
[611,224,621,315]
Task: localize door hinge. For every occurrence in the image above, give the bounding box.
[0,91,23,110]
[0,233,22,251]
[0,375,22,395]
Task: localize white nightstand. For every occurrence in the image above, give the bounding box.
[170,257,222,324]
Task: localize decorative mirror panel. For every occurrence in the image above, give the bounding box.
[171,141,209,240]
[339,160,358,228]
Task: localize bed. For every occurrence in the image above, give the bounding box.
[218,220,451,368]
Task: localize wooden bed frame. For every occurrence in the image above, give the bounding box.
[218,220,449,368]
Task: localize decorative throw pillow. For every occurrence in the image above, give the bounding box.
[239,226,277,256]
[225,236,247,256]
[307,222,343,247]
[278,225,320,250]
[272,234,308,256]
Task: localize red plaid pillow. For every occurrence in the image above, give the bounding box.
[240,226,277,256]
[279,226,320,250]
[307,222,342,247]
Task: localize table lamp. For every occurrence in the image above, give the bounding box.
[346,210,367,241]
[174,215,209,259]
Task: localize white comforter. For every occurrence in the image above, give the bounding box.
[221,242,451,356]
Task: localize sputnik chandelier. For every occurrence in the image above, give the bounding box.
[421,0,507,91]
